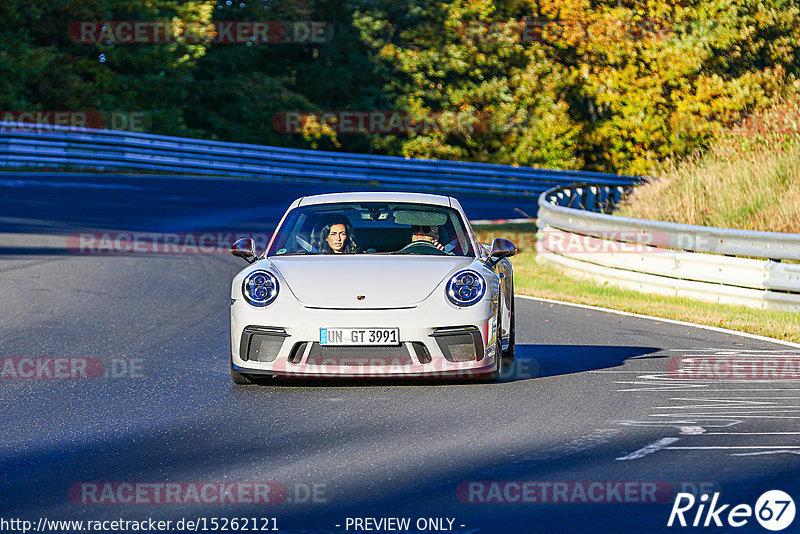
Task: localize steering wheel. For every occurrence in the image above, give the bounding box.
[396,240,450,256]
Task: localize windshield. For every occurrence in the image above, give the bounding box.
[267,202,474,257]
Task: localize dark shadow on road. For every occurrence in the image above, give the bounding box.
[0,246,73,256]
[507,344,662,381]
[227,344,662,388]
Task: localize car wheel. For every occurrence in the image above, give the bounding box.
[481,302,504,382]
[501,279,515,367]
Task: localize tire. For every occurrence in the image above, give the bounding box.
[501,279,515,367]
[230,330,255,385]
[230,359,254,385]
[481,301,504,382]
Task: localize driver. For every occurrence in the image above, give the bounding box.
[399,225,452,254]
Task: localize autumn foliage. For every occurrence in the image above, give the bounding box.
[2,0,798,174]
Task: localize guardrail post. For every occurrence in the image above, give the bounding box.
[584,186,598,213]
[568,188,583,209]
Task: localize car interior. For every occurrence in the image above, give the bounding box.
[270,203,472,256]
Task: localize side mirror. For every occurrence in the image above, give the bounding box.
[231,237,257,263]
[486,237,517,266]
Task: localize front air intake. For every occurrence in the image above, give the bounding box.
[240,327,289,362]
[431,327,483,362]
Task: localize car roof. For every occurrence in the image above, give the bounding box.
[296,191,453,207]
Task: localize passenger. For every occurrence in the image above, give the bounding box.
[314,215,359,254]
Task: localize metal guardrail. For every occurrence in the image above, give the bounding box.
[6,122,799,309]
[0,123,639,200]
[537,184,800,311]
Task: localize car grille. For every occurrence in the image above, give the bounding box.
[305,344,414,366]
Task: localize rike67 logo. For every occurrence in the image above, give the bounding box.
[668,490,795,531]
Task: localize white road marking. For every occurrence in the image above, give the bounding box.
[670,349,800,353]
[517,295,800,349]
[674,356,800,360]
[655,408,800,413]
[615,381,709,392]
[730,450,800,456]
[617,382,800,392]
[524,296,800,460]
[654,399,778,409]
[607,347,799,459]
[590,370,668,373]
[625,374,701,382]
[651,414,800,419]
[616,437,681,461]
[707,432,800,435]
[645,379,800,384]
[666,446,800,450]
[655,407,800,412]
[668,396,800,400]
[651,388,800,392]
[616,419,739,429]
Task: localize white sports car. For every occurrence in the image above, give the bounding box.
[229,192,516,383]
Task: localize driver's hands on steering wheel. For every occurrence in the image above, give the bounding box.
[430,239,446,251]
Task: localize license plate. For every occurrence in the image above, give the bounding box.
[319,328,400,346]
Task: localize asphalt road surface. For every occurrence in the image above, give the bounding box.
[1,173,798,534]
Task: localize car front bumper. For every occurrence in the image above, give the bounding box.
[230,298,499,379]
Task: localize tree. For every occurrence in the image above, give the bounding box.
[354,0,583,168]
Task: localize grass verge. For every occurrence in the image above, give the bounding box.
[510,251,800,343]
[617,91,800,233]
[473,225,800,343]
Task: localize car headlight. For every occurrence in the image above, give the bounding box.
[242,270,279,306]
[446,270,485,306]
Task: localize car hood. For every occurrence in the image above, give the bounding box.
[269,255,474,309]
